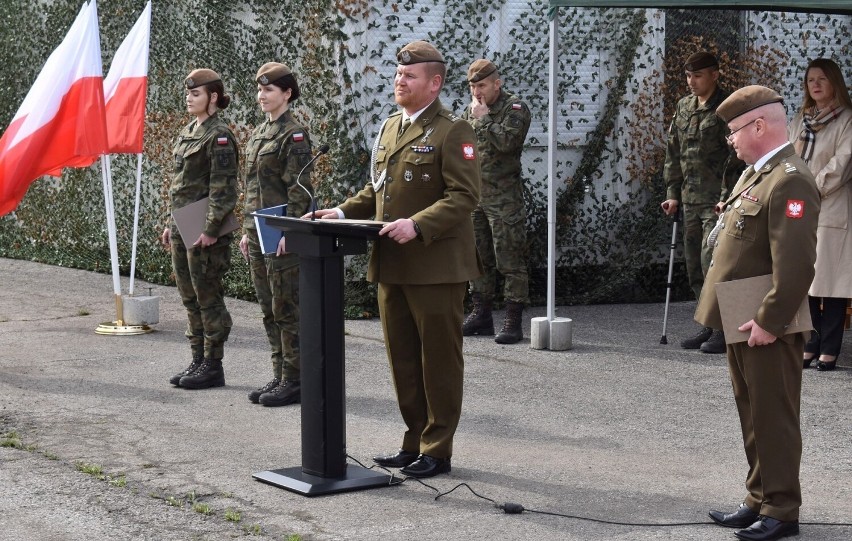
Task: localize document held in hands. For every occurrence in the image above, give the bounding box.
[171,197,239,243]
[714,274,812,344]
[253,204,287,255]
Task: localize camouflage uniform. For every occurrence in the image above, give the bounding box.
[664,86,744,300]
[243,111,313,381]
[169,112,239,360]
[461,89,531,304]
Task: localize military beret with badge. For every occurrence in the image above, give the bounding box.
[397,40,445,65]
[185,68,221,89]
[684,51,718,72]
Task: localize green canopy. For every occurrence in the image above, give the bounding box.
[548,1,852,14]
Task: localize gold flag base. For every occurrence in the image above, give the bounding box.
[95,321,153,335]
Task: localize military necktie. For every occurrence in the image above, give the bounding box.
[398,118,411,141]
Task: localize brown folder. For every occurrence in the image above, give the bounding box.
[714,274,812,344]
[172,197,239,242]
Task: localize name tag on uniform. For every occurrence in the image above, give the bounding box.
[410,145,434,153]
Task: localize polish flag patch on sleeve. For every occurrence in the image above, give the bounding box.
[512,103,522,110]
[216,136,229,145]
[462,143,475,160]
[786,200,804,218]
[293,132,305,142]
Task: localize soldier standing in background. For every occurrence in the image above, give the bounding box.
[162,69,239,389]
[460,59,532,344]
[661,51,744,354]
[239,62,313,407]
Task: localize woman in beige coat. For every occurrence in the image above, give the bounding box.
[788,58,852,371]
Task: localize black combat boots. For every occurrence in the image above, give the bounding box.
[462,293,494,336]
[179,358,225,389]
[169,350,204,386]
[495,302,524,344]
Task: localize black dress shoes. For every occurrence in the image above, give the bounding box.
[399,454,451,478]
[709,503,760,528]
[372,449,419,468]
[734,516,799,541]
[816,359,837,371]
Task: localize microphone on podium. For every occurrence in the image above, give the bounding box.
[295,144,330,221]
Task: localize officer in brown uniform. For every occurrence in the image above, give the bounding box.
[162,69,239,390]
[240,62,314,407]
[695,86,819,541]
[311,40,482,478]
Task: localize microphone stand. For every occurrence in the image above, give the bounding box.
[295,144,330,221]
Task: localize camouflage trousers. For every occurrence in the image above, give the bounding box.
[170,233,233,360]
[469,201,529,304]
[246,229,301,381]
[682,203,717,300]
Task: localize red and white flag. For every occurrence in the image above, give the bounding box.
[103,0,150,154]
[0,0,108,216]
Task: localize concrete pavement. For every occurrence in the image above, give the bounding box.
[1,257,850,540]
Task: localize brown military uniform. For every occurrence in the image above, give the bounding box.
[339,98,482,458]
[695,144,819,522]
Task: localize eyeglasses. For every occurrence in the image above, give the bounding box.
[726,117,762,142]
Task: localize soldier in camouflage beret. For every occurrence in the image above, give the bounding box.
[162,68,239,390]
[461,59,532,345]
[240,61,314,407]
[660,51,745,354]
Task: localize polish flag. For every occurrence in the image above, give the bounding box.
[0,0,107,216]
[103,1,150,154]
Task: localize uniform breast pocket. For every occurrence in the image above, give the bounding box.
[725,200,762,242]
[674,113,693,139]
[178,142,205,170]
[402,152,438,189]
[258,141,283,176]
[699,116,725,153]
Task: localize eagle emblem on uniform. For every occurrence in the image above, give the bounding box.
[786,200,804,219]
[259,75,269,85]
[462,143,475,160]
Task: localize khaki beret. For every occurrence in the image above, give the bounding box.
[716,85,784,122]
[397,40,445,65]
[185,68,221,89]
[684,51,718,72]
[467,59,498,83]
[256,62,292,85]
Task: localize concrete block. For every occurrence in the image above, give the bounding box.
[530,316,573,351]
[549,317,573,351]
[530,317,550,350]
[122,295,159,325]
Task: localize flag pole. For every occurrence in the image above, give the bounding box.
[96,154,150,335]
[129,153,143,295]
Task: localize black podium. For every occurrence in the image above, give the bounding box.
[250,215,392,496]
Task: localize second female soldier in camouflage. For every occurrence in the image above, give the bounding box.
[660,52,744,353]
[461,59,531,344]
[162,69,239,389]
[239,63,314,407]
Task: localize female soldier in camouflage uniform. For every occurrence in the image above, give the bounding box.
[162,69,239,390]
[239,63,314,407]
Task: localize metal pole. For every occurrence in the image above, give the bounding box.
[660,207,680,344]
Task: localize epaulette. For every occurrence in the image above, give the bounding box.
[438,109,459,122]
[784,162,798,173]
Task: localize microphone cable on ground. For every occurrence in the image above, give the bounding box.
[346,455,852,530]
